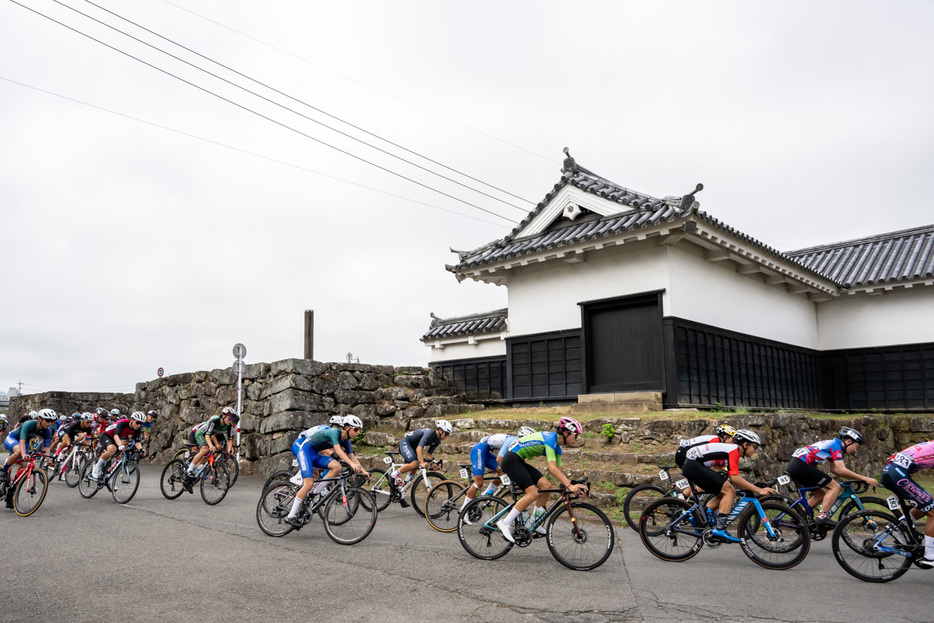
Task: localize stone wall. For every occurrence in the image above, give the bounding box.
[9,392,136,419]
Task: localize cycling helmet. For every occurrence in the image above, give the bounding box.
[732,429,761,446]
[29,411,37,419]
[221,407,236,416]
[37,408,58,422]
[436,420,453,434]
[130,411,146,422]
[110,408,121,417]
[557,416,583,435]
[838,427,864,444]
[0,414,7,422]
[95,407,107,415]
[81,412,95,422]
[343,415,363,429]
[147,410,158,418]
[61,415,73,424]
[716,424,737,438]
[517,426,536,437]
[329,415,345,426]
[72,412,81,419]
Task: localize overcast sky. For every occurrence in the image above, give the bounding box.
[2,0,932,396]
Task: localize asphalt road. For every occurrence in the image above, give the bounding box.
[1,464,929,623]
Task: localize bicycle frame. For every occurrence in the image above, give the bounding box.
[785,481,870,519]
[479,484,589,544]
[864,496,925,560]
[380,452,441,496]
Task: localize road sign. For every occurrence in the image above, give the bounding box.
[157,367,164,378]
[232,360,244,374]
[233,343,247,359]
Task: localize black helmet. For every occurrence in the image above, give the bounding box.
[838,427,864,444]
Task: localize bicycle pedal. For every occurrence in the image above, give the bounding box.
[399,499,410,508]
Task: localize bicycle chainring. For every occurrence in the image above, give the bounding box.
[513,526,533,547]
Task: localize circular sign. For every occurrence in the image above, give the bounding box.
[232,343,247,359]
[157,367,164,378]
[232,360,244,374]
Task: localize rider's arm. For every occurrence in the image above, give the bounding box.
[331,445,362,472]
[729,474,773,496]
[828,459,878,485]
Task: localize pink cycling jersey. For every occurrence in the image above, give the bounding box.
[887,440,934,473]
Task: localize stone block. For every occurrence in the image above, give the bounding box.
[270,358,328,377]
[334,390,377,405]
[260,411,327,434]
[261,375,314,399]
[910,417,934,433]
[267,389,335,414]
[364,431,396,447]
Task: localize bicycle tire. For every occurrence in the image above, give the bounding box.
[323,487,378,545]
[219,454,240,487]
[14,468,48,517]
[831,509,914,583]
[738,500,810,570]
[111,461,141,504]
[77,460,101,499]
[256,483,297,537]
[409,470,445,517]
[424,479,467,533]
[172,447,192,462]
[201,464,231,505]
[546,501,615,570]
[64,453,87,488]
[362,469,394,512]
[622,484,668,531]
[638,497,704,562]
[457,495,513,561]
[159,459,188,500]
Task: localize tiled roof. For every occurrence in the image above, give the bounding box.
[421,309,508,341]
[787,225,934,289]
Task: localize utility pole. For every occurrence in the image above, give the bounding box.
[304,309,314,360]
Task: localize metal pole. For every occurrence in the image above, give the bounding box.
[304,309,314,360]
[236,360,242,465]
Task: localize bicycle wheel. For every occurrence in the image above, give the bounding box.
[622,484,668,531]
[323,487,378,545]
[110,461,141,504]
[362,469,394,512]
[262,469,295,492]
[14,468,48,517]
[172,448,192,462]
[839,496,889,518]
[424,480,467,533]
[409,470,445,517]
[64,454,86,488]
[737,501,810,570]
[457,496,513,561]
[256,483,297,537]
[831,509,914,583]
[546,501,615,570]
[219,454,240,487]
[638,497,703,562]
[77,460,100,499]
[159,459,187,500]
[201,465,231,505]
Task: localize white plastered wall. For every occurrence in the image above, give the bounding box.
[427,336,507,362]
[817,286,934,350]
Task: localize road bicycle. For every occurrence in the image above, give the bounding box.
[621,465,688,531]
[54,440,95,488]
[457,477,615,571]
[77,448,142,504]
[363,452,445,516]
[173,443,240,487]
[759,479,888,541]
[0,451,49,517]
[423,464,519,533]
[831,493,934,583]
[159,450,231,505]
[256,468,377,545]
[639,475,810,570]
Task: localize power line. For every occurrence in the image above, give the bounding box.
[161,0,560,167]
[0,75,510,228]
[83,0,535,210]
[11,0,519,224]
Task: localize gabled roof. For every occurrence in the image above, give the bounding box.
[788,225,934,289]
[421,309,508,342]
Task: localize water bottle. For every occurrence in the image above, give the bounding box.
[195,463,206,477]
[483,484,496,496]
[403,474,412,483]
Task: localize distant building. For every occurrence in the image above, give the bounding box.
[423,153,934,410]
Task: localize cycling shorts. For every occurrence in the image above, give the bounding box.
[292,438,333,478]
[470,443,499,477]
[681,459,727,494]
[3,434,16,453]
[786,457,832,489]
[500,451,543,491]
[399,439,418,463]
[882,464,934,513]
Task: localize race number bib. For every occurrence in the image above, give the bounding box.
[658,469,669,481]
[459,468,469,479]
[886,495,901,511]
[890,452,913,470]
[674,479,689,490]
[499,474,511,486]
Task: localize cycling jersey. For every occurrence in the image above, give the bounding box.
[496,435,519,458]
[685,442,741,476]
[299,424,330,439]
[470,434,511,476]
[791,439,844,466]
[308,427,349,453]
[194,415,232,438]
[102,419,141,443]
[403,428,441,453]
[882,441,934,514]
[506,432,563,466]
[675,434,720,467]
[886,441,934,473]
[4,420,53,452]
[58,420,88,441]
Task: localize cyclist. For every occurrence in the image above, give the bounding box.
[391,420,453,486]
[298,415,345,440]
[184,407,239,482]
[1,409,57,495]
[17,411,37,425]
[881,440,934,567]
[461,426,536,514]
[681,428,775,543]
[495,417,588,543]
[0,414,7,437]
[90,411,146,482]
[52,412,94,463]
[675,424,737,469]
[109,408,121,425]
[786,427,878,526]
[142,410,158,442]
[285,415,367,527]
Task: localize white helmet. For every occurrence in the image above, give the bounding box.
[343,415,363,429]
[81,412,95,422]
[110,408,121,417]
[37,408,59,421]
[517,426,536,437]
[436,420,453,435]
[130,411,147,422]
[0,414,8,423]
[221,407,236,416]
[28,411,37,419]
[329,415,345,426]
[733,429,762,445]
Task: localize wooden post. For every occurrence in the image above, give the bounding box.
[304,310,314,360]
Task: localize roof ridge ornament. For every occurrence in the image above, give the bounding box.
[679,183,704,212]
[561,147,579,174]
